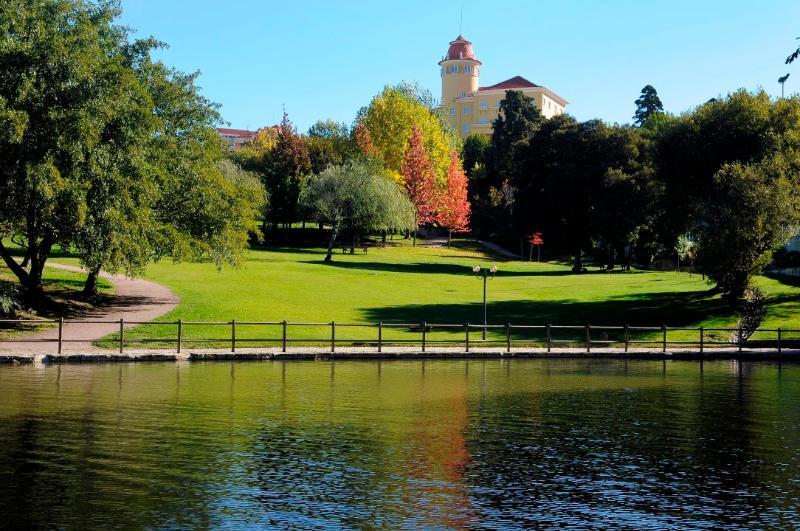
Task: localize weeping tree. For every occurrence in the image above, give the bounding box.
[301,160,415,262]
[0,0,261,302]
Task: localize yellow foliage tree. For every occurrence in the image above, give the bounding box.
[363,87,459,186]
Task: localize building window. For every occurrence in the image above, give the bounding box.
[441,68,444,76]
[449,65,458,74]
[480,100,488,109]
[463,107,471,114]
[449,107,456,115]
[463,125,470,133]
[478,118,489,125]
[475,67,480,76]
[460,91,466,98]
[464,65,471,74]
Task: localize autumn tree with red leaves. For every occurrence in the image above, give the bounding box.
[353,119,378,158]
[400,124,437,245]
[437,150,471,245]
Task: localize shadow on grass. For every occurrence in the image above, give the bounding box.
[308,260,587,277]
[361,289,732,328]
[766,273,800,289]
[249,246,327,256]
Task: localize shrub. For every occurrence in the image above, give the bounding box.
[731,288,767,343]
[0,281,21,318]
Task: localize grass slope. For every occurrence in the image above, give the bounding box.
[88,241,794,348]
[5,240,800,348]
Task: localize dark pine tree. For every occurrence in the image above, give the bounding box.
[633,85,664,126]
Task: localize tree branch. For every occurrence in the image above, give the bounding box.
[0,239,29,284]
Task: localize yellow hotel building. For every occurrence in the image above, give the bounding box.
[439,35,569,139]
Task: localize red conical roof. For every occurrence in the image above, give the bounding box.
[440,35,480,64]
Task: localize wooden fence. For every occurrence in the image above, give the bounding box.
[2,318,799,354]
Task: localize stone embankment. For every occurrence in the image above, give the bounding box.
[1,346,798,364]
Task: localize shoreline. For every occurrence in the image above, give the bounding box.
[2,346,799,364]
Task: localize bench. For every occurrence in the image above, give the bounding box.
[341,246,369,254]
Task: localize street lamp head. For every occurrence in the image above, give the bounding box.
[489,265,498,274]
[472,265,481,273]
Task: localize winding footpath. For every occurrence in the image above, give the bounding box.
[0,263,178,355]
[475,239,521,259]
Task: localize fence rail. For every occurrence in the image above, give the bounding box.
[2,318,800,355]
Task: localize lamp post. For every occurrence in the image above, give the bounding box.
[473,265,497,340]
[779,73,790,99]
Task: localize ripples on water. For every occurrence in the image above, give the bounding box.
[0,360,799,528]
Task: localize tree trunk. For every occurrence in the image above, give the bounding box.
[572,248,583,273]
[0,237,51,305]
[324,226,339,262]
[83,266,102,297]
[447,230,451,247]
[20,248,31,269]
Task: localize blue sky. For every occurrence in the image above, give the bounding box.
[120,0,800,132]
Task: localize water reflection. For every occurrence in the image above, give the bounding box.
[0,360,798,528]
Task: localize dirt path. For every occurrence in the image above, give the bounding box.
[475,240,521,259]
[0,263,178,354]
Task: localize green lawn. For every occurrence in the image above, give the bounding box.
[5,239,800,348]
[75,241,800,348]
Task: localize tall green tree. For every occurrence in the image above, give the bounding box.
[0,0,261,301]
[696,157,800,301]
[654,90,800,245]
[306,119,354,174]
[512,117,658,271]
[633,85,664,126]
[461,133,491,178]
[490,90,542,179]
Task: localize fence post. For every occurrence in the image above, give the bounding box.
[546,324,552,353]
[662,325,667,353]
[231,320,236,353]
[586,324,591,353]
[58,317,63,354]
[177,319,182,354]
[465,323,470,353]
[377,321,382,353]
[422,322,426,352]
[506,323,511,353]
[282,320,287,352]
[119,318,124,354]
[699,327,704,355]
[624,324,629,353]
[777,328,782,354]
[331,321,335,353]
[738,326,743,353]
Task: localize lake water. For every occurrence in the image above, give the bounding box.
[1,360,799,528]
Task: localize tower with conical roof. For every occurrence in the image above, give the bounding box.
[439,35,481,107]
[439,34,569,138]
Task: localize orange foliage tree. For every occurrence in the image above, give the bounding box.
[437,150,471,245]
[400,125,438,243]
[353,119,378,158]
